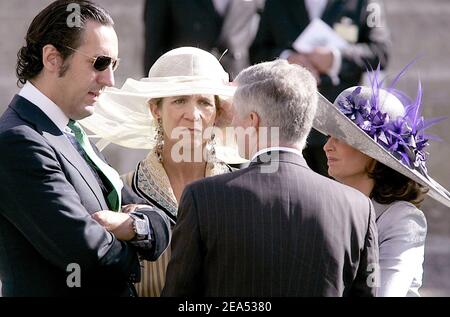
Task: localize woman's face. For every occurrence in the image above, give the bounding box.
[150,94,217,158]
[323,136,374,184]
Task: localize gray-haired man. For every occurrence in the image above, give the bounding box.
[162,60,379,297]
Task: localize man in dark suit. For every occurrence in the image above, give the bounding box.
[143,0,265,78]
[250,0,390,176]
[162,60,379,297]
[0,0,170,297]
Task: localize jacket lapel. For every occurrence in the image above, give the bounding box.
[290,0,311,30]
[200,0,223,23]
[44,132,109,210]
[11,95,108,210]
[321,0,346,26]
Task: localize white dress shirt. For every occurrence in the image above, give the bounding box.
[304,0,327,20]
[212,0,231,16]
[18,81,69,132]
[251,146,303,162]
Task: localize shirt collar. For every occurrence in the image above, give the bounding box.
[18,81,70,132]
[251,146,304,162]
[304,0,328,20]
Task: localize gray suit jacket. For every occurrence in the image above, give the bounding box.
[0,96,170,296]
[162,151,379,296]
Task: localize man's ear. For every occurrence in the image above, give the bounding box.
[42,44,63,74]
[249,111,260,129]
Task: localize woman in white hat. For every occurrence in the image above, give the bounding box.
[314,67,450,297]
[80,47,245,296]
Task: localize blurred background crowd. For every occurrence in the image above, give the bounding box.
[0,0,449,295]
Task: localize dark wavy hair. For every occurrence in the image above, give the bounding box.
[368,161,429,208]
[16,0,114,86]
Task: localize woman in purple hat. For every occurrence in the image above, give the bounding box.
[314,67,450,296]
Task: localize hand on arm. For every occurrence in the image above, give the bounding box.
[92,210,135,241]
[121,204,149,213]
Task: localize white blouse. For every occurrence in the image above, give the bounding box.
[372,200,427,297]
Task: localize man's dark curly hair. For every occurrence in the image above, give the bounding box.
[16,0,114,86]
[369,161,429,208]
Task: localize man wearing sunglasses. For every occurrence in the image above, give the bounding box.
[0,0,170,297]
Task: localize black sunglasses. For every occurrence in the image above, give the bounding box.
[64,46,120,72]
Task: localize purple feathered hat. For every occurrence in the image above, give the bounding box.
[313,63,450,208]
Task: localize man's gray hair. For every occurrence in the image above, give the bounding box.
[234,60,318,147]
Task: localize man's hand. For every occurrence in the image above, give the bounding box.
[306,47,334,74]
[287,52,321,83]
[92,210,135,241]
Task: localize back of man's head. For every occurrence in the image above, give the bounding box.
[234,60,318,148]
[16,0,114,86]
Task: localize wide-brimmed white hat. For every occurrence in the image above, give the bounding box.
[313,76,450,208]
[80,47,246,164]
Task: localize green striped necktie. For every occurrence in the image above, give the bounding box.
[68,119,123,211]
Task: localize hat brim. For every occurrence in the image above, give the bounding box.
[313,93,450,208]
[103,77,237,113]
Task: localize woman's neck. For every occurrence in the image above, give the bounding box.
[340,174,375,197]
[163,158,206,181]
[161,145,207,185]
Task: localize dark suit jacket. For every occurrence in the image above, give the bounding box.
[162,151,379,297]
[143,0,223,75]
[250,0,390,101]
[0,96,170,296]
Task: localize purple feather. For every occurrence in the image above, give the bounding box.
[387,58,419,91]
[410,80,423,134]
[337,61,446,177]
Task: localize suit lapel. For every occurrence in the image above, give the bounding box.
[11,96,108,210]
[321,0,346,26]
[219,0,256,46]
[290,0,346,28]
[200,0,223,23]
[290,0,311,30]
[44,132,109,210]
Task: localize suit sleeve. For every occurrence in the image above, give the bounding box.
[0,128,139,281]
[349,199,380,297]
[133,206,172,261]
[377,205,427,297]
[143,0,172,74]
[92,145,171,261]
[161,186,204,296]
[249,0,284,64]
